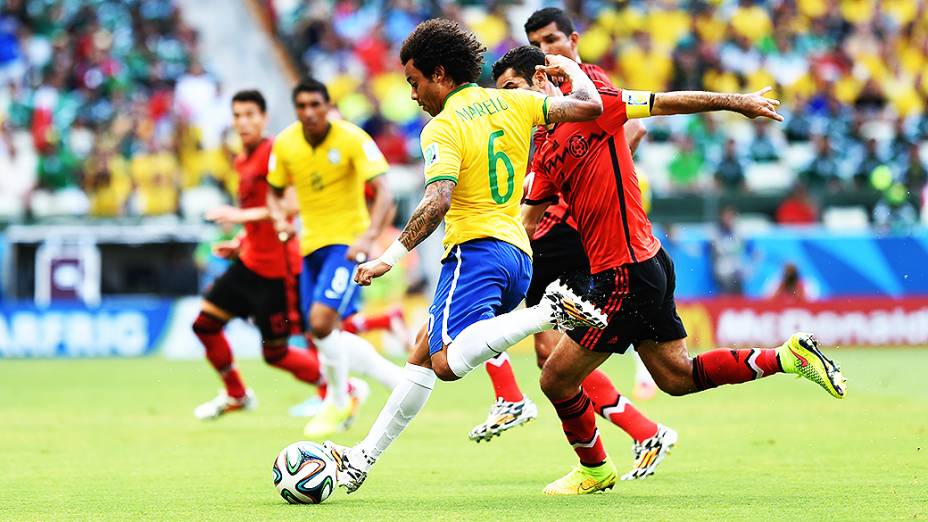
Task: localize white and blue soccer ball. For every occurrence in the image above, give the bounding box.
[273,441,336,504]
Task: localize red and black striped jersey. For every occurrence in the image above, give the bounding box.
[526,86,661,273]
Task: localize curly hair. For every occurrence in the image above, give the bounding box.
[492,45,546,83]
[400,19,486,85]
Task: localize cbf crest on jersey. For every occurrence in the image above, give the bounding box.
[328,148,341,165]
[424,142,439,168]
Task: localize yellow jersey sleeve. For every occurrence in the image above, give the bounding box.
[349,129,390,180]
[420,119,462,185]
[501,89,549,127]
[266,137,289,189]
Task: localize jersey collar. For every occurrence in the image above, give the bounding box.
[440,83,477,112]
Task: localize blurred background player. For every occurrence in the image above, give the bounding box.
[327,19,608,494]
[509,46,845,494]
[268,78,403,438]
[470,7,656,445]
[192,89,322,420]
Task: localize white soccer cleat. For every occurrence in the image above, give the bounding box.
[193,389,257,420]
[542,279,608,331]
[323,441,374,494]
[622,424,677,480]
[468,396,539,442]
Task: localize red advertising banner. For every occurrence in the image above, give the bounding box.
[676,297,928,349]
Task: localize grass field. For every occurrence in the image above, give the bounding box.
[1,348,926,521]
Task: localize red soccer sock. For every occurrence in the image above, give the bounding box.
[552,390,607,467]
[193,312,246,399]
[262,344,324,386]
[343,311,395,334]
[583,369,658,442]
[483,353,525,402]
[692,348,783,390]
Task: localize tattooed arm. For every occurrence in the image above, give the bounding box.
[535,54,603,123]
[354,179,456,286]
[652,86,783,121]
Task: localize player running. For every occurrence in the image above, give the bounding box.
[324,19,609,494]
[192,90,324,420]
[267,78,403,438]
[500,45,847,495]
[470,7,661,451]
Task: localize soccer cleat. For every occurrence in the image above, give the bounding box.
[468,397,539,443]
[387,307,413,356]
[622,424,677,480]
[323,441,373,494]
[542,280,608,331]
[543,457,617,496]
[303,401,356,438]
[288,395,324,418]
[632,380,657,401]
[777,332,847,399]
[193,389,257,420]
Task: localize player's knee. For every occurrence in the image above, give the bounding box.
[192,311,224,336]
[539,366,568,400]
[430,350,460,382]
[309,320,333,339]
[261,339,287,364]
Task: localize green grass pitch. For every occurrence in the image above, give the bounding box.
[1,348,926,521]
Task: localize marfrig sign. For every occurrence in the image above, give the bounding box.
[677,297,928,348]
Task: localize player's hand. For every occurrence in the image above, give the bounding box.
[737,86,783,122]
[354,258,392,286]
[205,205,244,225]
[273,217,295,242]
[212,239,241,259]
[346,236,374,264]
[535,54,579,83]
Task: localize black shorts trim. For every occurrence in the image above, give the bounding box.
[567,248,687,353]
[204,260,301,340]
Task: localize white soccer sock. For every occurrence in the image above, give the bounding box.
[633,349,655,385]
[446,305,553,378]
[357,363,436,462]
[343,331,403,390]
[313,330,350,408]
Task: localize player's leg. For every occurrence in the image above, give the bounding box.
[192,262,256,420]
[636,249,845,399]
[253,275,325,389]
[538,335,616,495]
[325,325,435,494]
[344,307,410,354]
[305,245,403,438]
[434,242,605,382]
[638,333,846,399]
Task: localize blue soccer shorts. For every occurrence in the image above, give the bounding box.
[300,244,361,320]
[427,238,533,355]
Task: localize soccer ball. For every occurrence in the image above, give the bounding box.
[273,441,336,504]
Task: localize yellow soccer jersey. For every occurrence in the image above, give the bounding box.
[421,83,548,258]
[268,119,389,256]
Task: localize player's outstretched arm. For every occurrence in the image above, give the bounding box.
[267,186,298,240]
[521,201,552,239]
[536,54,603,123]
[651,86,783,121]
[349,176,396,262]
[625,120,647,153]
[354,179,456,286]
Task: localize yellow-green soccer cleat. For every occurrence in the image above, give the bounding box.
[543,458,617,496]
[303,401,356,438]
[777,332,847,399]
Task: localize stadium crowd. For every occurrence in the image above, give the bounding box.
[0,0,233,219]
[1,0,927,226]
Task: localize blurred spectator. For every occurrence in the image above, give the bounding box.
[711,206,746,296]
[714,138,745,191]
[769,263,810,302]
[749,119,781,163]
[801,135,841,190]
[852,138,886,188]
[776,184,819,225]
[668,135,703,192]
[899,142,927,194]
[873,183,918,234]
